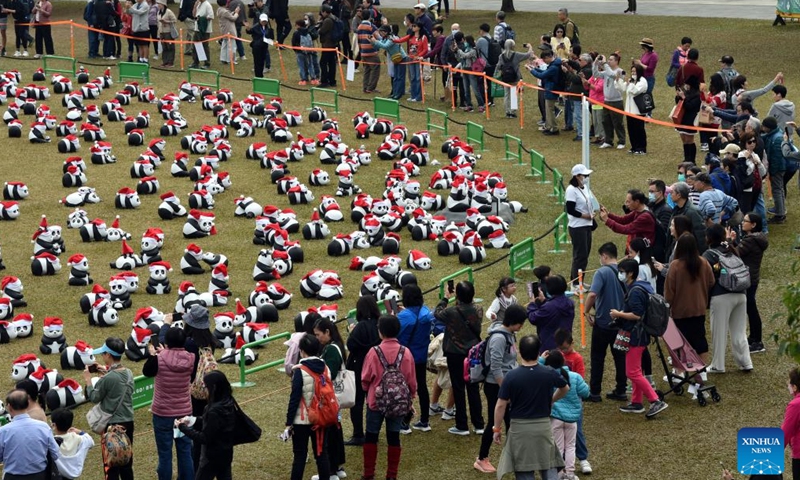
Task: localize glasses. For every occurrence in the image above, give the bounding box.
[743,218,752,223]
[747,140,756,144]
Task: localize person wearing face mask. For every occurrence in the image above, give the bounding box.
[598,189,656,252]
[782,367,800,478]
[647,179,672,263]
[616,63,649,155]
[593,52,626,150]
[565,164,597,291]
[526,274,574,354]
[609,259,669,418]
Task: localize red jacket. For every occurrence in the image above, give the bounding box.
[605,209,656,250]
[783,393,800,458]
[361,338,417,412]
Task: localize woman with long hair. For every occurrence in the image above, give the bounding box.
[395,20,428,102]
[654,214,693,278]
[699,73,726,153]
[453,34,484,112]
[550,24,570,60]
[397,284,435,432]
[618,63,648,154]
[676,75,702,163]
[344,295,381,446]
[314,317,348,479]
[665,234,715,365]
[736,131,766,215]
[494,39,533,118]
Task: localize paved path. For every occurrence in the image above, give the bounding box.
[288,0,777,20]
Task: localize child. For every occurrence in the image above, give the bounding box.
[545,349,589,480]
[486,277,518,322]
[283,311,321,376]
[304,12,321,85]
[291,18,314,85]
[555,328,592,474]
[51,408,95,479]
[121,9,135,62]
[783,367,800,477]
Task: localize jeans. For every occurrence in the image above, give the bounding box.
[34,24,53,55]
[465,73,484,107]
[153,414,194,480]
[296,51,311,81]
[88,28,99,57]
[321,51,337,85]
[291,424,330,480]
[576,412,588,461]
[626,346,658,405]
[551,418,578,475]
[754,190,768,233]
[771,172,787,217]
[589,326,627,395]
[408,60,421,100]
[362,55,380,92]
[102,29,116,58]
[14,24,29,49]
[105,421,134,480]
[391,60,406,99]
[709,293,752,371]
[645,76,655,94]
[602,100,626,145]
[366,407,402,435]
[565,98,573,129]
[234,23,244,58]
[746,282,762,344]
[364,408,402,479]
[568,226,592,287]
[572,99,583,137]
[310,52,321,79]
[415,362,430,423]
[478,381,509,460]
[627,115,647,152]
[445,353,484,431]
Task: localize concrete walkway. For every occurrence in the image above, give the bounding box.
[288,0,777,20]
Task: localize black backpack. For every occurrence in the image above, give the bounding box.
[644,210,668,263]
[330,16,345,44]
[499,53,518,83]
[486,38,502,67]
[627,285,670,337]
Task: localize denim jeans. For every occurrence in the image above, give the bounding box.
[366,407,402,434]
[646,76,655,94]
[754,191,768,233]
[310,52,321,79]
[572,99,583,137]
[408,60,421,100]
[234,24,245,58]
[576,412,588,461]
[391,61,407,99]
[296,52,311,81]
[771,172,787,217]
[153,413,194,480]
[565,98,573,129]
[465,74,483,107]
[88,28,99,58]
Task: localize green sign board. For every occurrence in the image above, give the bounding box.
[132,375,154,410]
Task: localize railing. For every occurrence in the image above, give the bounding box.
[252,77,281,97]
[466,121,485,152]
[426,108,449,137]
[551,169,565,204]
[527,149,550,183]
[310,87,339,113]
[509,237,535,279]
[549,212,570,253]
[188,68,221,90]
[374,97,401,122]
[504,135,523,165]
[42,55,76,76]
[231,331,292,388]
[438,267,475,300]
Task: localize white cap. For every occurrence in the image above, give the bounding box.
[259,13,269,22]
[413,2,426,8]
[571,164,593,177]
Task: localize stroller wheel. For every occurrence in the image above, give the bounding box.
[672,385,684,396]
[697,395,707,407]
[711,390,721,403]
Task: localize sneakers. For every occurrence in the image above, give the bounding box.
[343,436,364,446]
[33,54,41,59]
[768,216,786,224]
[412,421,431,431]
[22,50,28,57]
[599,143,613,149]
[441,408,455,420]
[336,469,347,478]
[579,459,593,474]
[474,428,485,435]
[310,475,339,480]
[473,458,496,473]
[311,79,321,85]
[645,400,669,418]
[537,120,546,126]
[707,366,725,374]
[749,342,766,353]
[400,423,412,435]
[105,56,117,60]
[700,143,709,151]
[298,80,308,86]
[448,427,470,436]
[13,51,21,57]
[429,404,444,416]
[240,55,247,61]
[616,143,626,150]
[153,54,159,60]
[587,394,602,403]
[560,474,580,480]
[619,403,645,414]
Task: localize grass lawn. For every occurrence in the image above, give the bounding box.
[0,4,799,480]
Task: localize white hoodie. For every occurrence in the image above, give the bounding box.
[55,431,95,479]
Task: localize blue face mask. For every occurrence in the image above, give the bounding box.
[648,192,656,203]
[666,195,676,208]
[677,173,686,182]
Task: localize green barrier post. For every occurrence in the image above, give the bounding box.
[310,87,339,113]
[438,267,481,302]
[550,169,565,205]
[466,121,484,151]
[132,375,155,410]
[426,108,449,137]
[231,331,292,388]
[187,68,221,90]
[504,135,523,164]
[549,213,570,254]
[42,55,76,76]
[252,77,281,97]
[526,149,550,183]
[118,61,151,84]
[509,237,535,279]
[374,97,401,122]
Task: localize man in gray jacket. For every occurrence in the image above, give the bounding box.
[767,84,795,132]
[593,52,626,150]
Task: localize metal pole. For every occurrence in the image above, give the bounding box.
[581,95,591,188]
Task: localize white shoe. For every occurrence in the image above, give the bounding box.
[599,143,612,149]
[336,469,347,478]
[441,409,455,420]
[309,476,338,480]
[13,51,21,57]
[474,428,484,435]
[580,459,593,474]
[22,51,29,57]
[616,143,626,150]
[153,55,159,60]
[33,54,41,59]
[240,55,247,61]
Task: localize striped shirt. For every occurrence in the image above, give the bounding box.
[357,20,377,57]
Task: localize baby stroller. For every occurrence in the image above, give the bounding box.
[655,318,721,407]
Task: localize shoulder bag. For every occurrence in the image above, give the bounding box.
[634,91,655,114]
[86,369,131,435]
[232,399,262,445]
[331,344,356,409]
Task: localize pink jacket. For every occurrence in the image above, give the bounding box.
[783,393,800,458]
[151,349,194,417]
[588,76,604,103]
[361,338,417,412]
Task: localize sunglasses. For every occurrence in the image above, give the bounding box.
[747,140,756,144]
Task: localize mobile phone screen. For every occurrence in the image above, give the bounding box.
[447,280,454,293]
[389,298,399,314]
[527,282,535,298]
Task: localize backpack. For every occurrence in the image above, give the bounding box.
[299,364,340,428]
[627,285,670,337]
[708,249,751,293]
[500,23,515,42]
[499,53,519,83]
[464,331,505,384]
[102,424,133,468]
[299,32,313,48]
[330,16,345,44]
[565,20,579,45]
[373,345,412,418]
[191,347,218,400]
[719,68,739,108]
[486,37,502,67]
[643,210,668,262]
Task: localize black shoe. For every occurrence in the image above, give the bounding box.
[606,391,628,402]
[749,342,766,353]
[319,83,331,88]
[564,126,574,131]
[543,130,560,136]
[767,215,786,224]
[587,394,602,403]
[188,63,199,69]
[344,436,365,446]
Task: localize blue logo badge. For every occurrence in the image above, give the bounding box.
[737,427,784,475]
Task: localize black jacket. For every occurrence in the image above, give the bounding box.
[268,0,287,20]
[670,200,707,253]
[345,318,380,371]
[179,397,235,461]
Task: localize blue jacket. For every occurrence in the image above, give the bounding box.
[763,128,786,175]
[621,280,654,347]
[530,58,563,100]
[549,366,589,423]
[397,305,434,363]
[527,294,574,353]
[374,36,407,60]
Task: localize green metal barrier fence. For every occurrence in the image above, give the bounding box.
[466,121,485,151]
[132,375,155,410]
[118,61,150,84]
[188,68,221,90]
[549,212,570,253]
[374,97,401,121]
[426,108,449,137]
[504,135,523,165]
[310,87,339,113]
[42,55,76,76]
[231,331,292,388]
[509,237,535,279]
[252,77,281,97]
[526,149,550,183]
[551,169,565,204]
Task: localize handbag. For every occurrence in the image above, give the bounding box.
[196,15,209,33]
[698,107,715,125]
[391,52,403,64]
[169,23,179,40]
[634,92,655,114]
[330,344,356,409]
[232,399,262,445]
[102,424,132,468]
[612,329,632,352]
[471,55,486,73]
[669,99,685,124]
[86,369,131,435]
[665,65,678,87]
